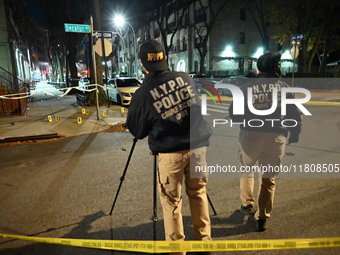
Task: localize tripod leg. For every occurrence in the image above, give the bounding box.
[207,193,217,216]
[150,154,158,241]
[109,138,138,215]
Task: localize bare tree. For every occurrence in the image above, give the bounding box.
[268,0,340,73]
[41,0,91,85]
[148,0,193,57]
[239,0,271,51]
[192,0,229,74]
[38,0,108,105]
[40,1,67,83]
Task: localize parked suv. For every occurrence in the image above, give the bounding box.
[106,77,141,106]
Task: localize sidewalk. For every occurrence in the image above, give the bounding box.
[0,82,339,143]
[0,81,127,143]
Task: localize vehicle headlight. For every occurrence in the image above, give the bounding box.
[120,92,131,97]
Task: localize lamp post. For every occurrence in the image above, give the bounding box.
[290,34,304,87]
[114,15,138,77]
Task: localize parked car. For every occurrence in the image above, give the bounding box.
[189,74,217,94]
[215,76,249,96]
[106,77,141,106]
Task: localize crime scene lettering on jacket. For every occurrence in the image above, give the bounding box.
[252,83,281,110]
[150,77,197,120]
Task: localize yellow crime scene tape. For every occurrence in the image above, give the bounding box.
[0,233,339,253]
[304,100,340,106]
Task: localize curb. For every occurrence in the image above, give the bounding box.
[0,133,61,143]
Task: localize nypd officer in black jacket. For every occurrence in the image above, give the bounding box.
[229,52,302,232]
[127,39,213,254]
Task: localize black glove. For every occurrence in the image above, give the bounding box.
[288,133,299,145]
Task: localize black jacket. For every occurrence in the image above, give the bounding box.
[127,70,213,154]
[229,72,302,137]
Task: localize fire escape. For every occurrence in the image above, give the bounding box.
[0,67,30,116]
[0,0,31,116]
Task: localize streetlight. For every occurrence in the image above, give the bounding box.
[254,47,264,58]
[113,15,138,77]
[223,45,234,57]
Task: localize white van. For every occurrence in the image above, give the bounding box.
[78,77,90,87]
[32,72,40,82]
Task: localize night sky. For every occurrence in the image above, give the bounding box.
[25,0,46,26]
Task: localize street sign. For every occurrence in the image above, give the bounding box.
[94,31,113,38]
[291,45,299,59]
[94,38,112,56]
[64,23,91,33]
[292,34,304,40]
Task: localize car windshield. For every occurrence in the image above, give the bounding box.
[116,79,141,87]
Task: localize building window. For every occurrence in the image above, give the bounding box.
[177,39,181,52]
[240,32,245,44]
[195,37,205,48]
[146,29,151,40]
[239,58,244,74]
[182,9,189,27]
[195,8,207,23]
[247,58,253,71]
[154,29,160,38]
[168,21,176,33]
[168,44,175,53]
[194,61,199,73]
[240,8,246,21]
[152,9,160,21]
[166,3,173,17]
[182,37,187,51]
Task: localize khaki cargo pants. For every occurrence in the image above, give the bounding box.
[158,146,211,255]
[238,130,287,220]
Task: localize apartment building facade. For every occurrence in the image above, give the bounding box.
[115,0,294,78]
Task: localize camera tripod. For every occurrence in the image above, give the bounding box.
[109,138,217,240]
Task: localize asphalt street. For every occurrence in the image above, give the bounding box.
[0,102,339,255]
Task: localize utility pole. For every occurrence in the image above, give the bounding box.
[290,34,304,87]
[89,15,97,84]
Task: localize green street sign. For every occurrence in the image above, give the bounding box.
[64,23,91,33]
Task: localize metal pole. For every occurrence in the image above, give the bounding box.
[292,43,297,87]
[152,154,158,240]
[90,16,97,84]
[95,85,99,120]
[207,193,217,216]
[100,31,108,82]
[128,23,137,78]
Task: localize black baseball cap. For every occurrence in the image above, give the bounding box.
[257,52,281,73]
[139,39,168,72]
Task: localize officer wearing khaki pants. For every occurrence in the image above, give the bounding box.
[127,39,213,254]
[229,52,302,232]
